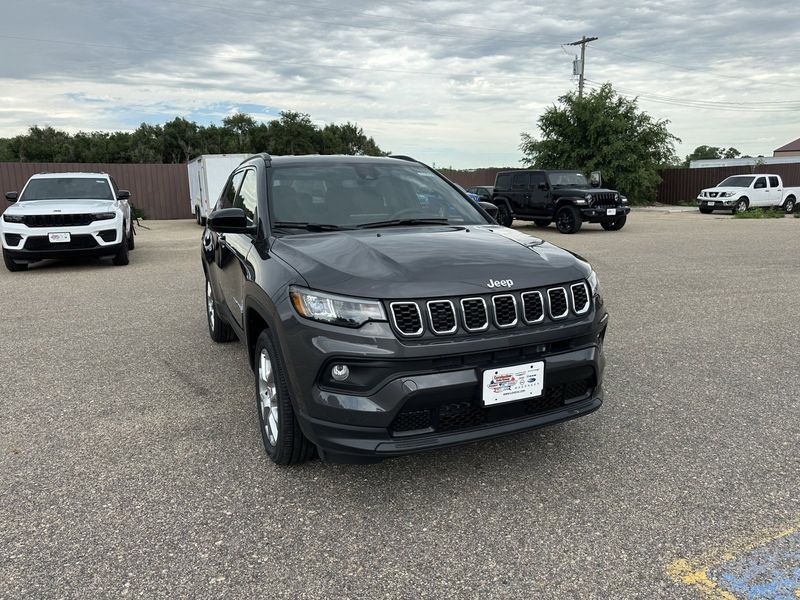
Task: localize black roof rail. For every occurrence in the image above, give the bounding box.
[239,152,272,166]
[388,154,419,163]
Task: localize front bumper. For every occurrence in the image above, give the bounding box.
[277,302,608,461]
[580,205,630,221]
[1,218,123,260]
[697,197,736,208]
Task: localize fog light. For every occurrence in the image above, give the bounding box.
[331,364,350,381]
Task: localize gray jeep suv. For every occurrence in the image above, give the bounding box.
[201,154,608,464]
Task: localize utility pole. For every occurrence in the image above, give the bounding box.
[566,36,598,99]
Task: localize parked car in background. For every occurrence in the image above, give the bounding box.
[2,172,134,271]
[492,169,629,233]
[466,186,494,201]
[201,154,608,465]
[188,154,249,225]
[697,174,798,214]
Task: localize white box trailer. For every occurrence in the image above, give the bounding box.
[187,154,249,224]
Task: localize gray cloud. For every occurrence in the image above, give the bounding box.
[1,0,799,167]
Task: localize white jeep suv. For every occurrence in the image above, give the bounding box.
[2,172,134,272]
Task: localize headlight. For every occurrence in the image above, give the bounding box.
[584,194,592,201]
[587,270,601,297]
[615,193,620,201]
[721,192,735,198]
[289,286,386,327]
[93,212,116,220]
[2,213,24,223]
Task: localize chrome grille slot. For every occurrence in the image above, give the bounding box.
[460,297,489,332]
[390,302,423,336]
[427,300,457,335]
[570,282,590,314]
[492,294,517,328]
[547,287,569,319]
[521,291,544,324]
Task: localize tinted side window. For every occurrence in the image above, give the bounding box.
[512,173,530,190]
[219,171,245,210]
[530,172,547,189]
[495,174,511,190]
[768,176,780,187]
[754,177,767,189]
[234,169,258,225]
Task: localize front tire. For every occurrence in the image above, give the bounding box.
[555,205,582,234]
[495,203,514,227]
[205,278,236,343]
[127,221,135,250]
[601,215,627,231]
[195,208,202,225]
[254,329,315,465]
[734,198,749,214]
[3,248,28,272]
[783,197,795,214]
[112,231,130,265]
[533,219,551,228]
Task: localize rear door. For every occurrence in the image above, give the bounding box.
[768,176,782,206]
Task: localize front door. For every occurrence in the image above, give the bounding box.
[219,168,259,329]
[752,176,769,206]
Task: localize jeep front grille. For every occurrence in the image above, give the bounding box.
[570,283,590,314]
[521,291,544,324]
[22,214,96,227]
[590,192,618,208]
[460,298,489,332]
[492,294,517,328]
[427,300,457,334]
[389,281,591,338]
[389,302,423,336]
[547,288,568,319]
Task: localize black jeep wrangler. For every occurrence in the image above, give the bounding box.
[491,169,630,233]
[202,154,608,464]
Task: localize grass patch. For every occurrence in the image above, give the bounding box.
[733,208,786,219]
[794,211,800,218]
[131,205,146,220]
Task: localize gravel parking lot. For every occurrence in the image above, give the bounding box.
[1,210,798,599]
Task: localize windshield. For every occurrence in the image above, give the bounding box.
[20,177,114,201]
[268,162,487,232]
[548,172,589,187]
[718,176,754,188]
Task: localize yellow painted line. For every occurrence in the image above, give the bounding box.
[666,519,800,599]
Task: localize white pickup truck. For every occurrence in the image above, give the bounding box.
[697,174,798,214]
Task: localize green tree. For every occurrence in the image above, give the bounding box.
[683,145,741,165]
[266,111,320,155]
[222,112,257,151]
[520,83,679,203]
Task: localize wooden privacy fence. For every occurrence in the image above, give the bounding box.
[656,164,800,204]
[0,162,190,219]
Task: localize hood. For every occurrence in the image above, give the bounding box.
[552,186,617,196]
[272,225,591,299]
[702,186,744,192]
[6,199,118,214]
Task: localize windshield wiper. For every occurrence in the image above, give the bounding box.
[356,218,450,229]
[272,221,350,232]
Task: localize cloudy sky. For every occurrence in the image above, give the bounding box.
[2,0,799,168]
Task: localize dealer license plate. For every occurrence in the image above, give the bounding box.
[606,208,616,216]
[48,232,70,243]
[482,361,544,406]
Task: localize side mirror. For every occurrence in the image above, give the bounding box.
[5,191,18,203]
[208,207,251,233]
[537,182,549,191]
[478,201,498,219]
[590,171,602,188]
[117,190,131,200]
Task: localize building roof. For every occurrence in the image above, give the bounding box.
[774,137,800,153]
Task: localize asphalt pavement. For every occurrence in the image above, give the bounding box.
[1,211,798,599]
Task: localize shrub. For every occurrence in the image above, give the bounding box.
[733,208,785,219]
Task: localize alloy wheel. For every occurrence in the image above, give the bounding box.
[258,350,279,446]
